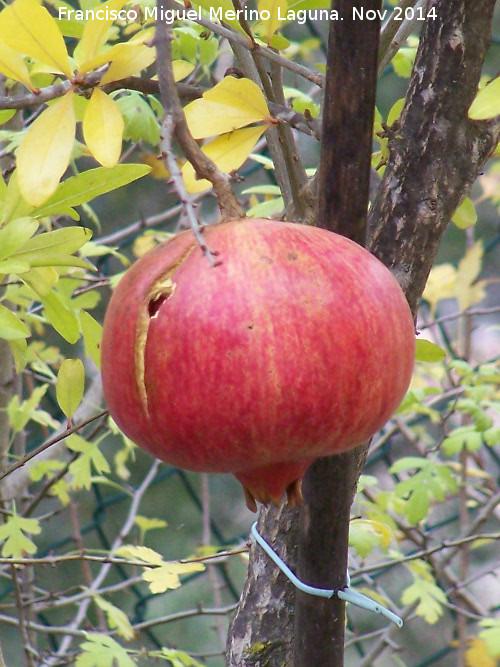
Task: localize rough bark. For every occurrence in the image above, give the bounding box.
[226,1,500,665]
[368,0,500,310]
[226,503,298,666]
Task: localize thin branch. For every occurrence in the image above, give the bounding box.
[155,0,244,223]
[0,73,203,112]
[352,531,500,577]
[0,604,238,637]
[133,603,238,632]
[378,0,426,73]
[0,543,249,569]
[0,410,108,486]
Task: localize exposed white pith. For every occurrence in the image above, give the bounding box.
[134,245,196,418]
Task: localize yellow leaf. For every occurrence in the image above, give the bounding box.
[258,0,287,44]
[0,39,33,90]
[17,90,76,207]
[172,59,195,82]
[184,76,271,139]
[75,0,128,69]
[141,152,170,180]
[0,0,71,77]
[465,638,497,667]
[456,241,486,311]
[182,124,267,193]
[83,89,124,168]
[133,231,160,257]
[56,358,85,420]
[114,544,164,565]
[141,560,205,594]
[99,42,156,85]
[422,263,457,316]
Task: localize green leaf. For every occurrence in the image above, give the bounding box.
[157,648,207,667]
[404,485,430,524]
[392,47,415,78]
[0,217,39,262]
[452,197,477,229]
[478,619,500,657]
[135,515,168,535]
[56,358,85,420]
[7,383,49,433]
[415,339,446,363]
[468,77,500,120]
[390,458,457,524]
[484,426,500,447]
[92,594,135,641]
[29,459,66,483]
[31,164,151,219]
[1,170,36,225]
[442,425,483,456]
[79,310,102,369]
[246,197,284,218]
[242,185,282,196]
[12,227,93,269]
[76,633,137,667]
[0,506,41,558]
[349,519,393,558]
[67,434,111,490]
[114,92,161,146]
[389,456,428,474]
[40,290,81,344]
[8,337,28,373]
[401,573,446,624]
[0,109,16,125]
[387,97,405,127]
[0,303,30,340]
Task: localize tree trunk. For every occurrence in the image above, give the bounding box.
[294,1,382,664]
[227,1,500,665]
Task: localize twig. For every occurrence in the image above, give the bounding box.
[133,603,238,631]
[0,603,238,636]
[378,0,427,73]
[0,543,249,568]
[0,410,108,485]
[352,531,500,577]
[0,73,203,112]
[154,0,244,224]
[268,58,309,217]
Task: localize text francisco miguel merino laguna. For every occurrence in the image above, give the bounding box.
[58,5,434,24]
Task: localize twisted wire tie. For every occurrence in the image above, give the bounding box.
[251,522,403,628]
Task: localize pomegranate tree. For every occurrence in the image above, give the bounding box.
[101,219,415,511]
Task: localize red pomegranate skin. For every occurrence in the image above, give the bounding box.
[101,219,415,510]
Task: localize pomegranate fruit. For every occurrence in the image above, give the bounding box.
[101,218,415,511]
